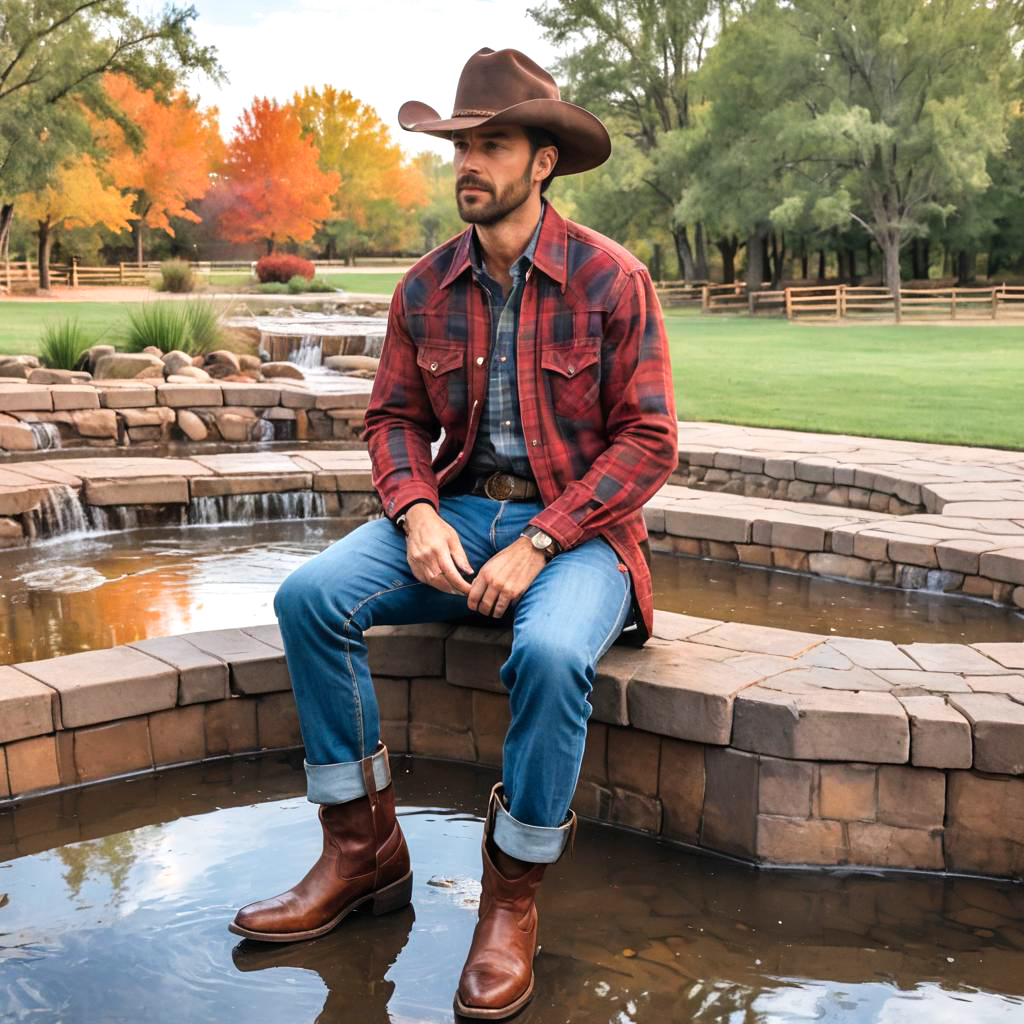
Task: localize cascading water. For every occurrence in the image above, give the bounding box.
[32,485,91,538]
[188,490,327,526]
[287,335,324,369]
[28,422,61,450]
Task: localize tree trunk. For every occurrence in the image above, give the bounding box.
[0,203,14,261]
[37,219,52,290]
[694,222,709,281]
[800,241,808,280]
[865,239,873,277]
[133,221,145,267]
[672,225,696,283]
[956,249,976,285]
[817,249,826,281]
[650,243,664,283]
[266,237,275,254]
[882,235,902,319]
[910,238,924,280]
[716,236,737,283]
[745,227,767,291]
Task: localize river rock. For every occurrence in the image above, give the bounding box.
[135,364,165,379]
[261,362,305,380]
[162,350,194,375]
[176,409,208,441]
[325,355,379,372]
[78,345,115,373]
[94,352,165,379]
[0,361,29,379]
[28,368,92,385]
[0,413,37,450]
[213,409,255,441]
[203,361,242,380]
[169,365,212,381]
[206,349,241,372]
[143,346,164,358]
[71,409,118,438]
[238,354,263,371]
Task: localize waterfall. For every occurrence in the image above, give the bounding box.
[33,485,90,538]
[362,333,384,358]
[188,490,327,526]
[287,335,324,369]
[29,422,61,450]
[251,418,275,442]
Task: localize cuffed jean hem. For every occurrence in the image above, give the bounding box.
[304,742,391,804]
[493,795,574,864]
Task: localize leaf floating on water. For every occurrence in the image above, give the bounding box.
[622,948,637,958]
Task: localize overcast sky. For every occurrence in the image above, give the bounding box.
[188,0,561,159]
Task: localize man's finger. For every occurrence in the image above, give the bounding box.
[436,549,472,594]
[449,534,474,576]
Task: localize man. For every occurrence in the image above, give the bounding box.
[230,46,678,1020]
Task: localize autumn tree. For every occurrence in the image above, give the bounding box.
[98,73,221,265]
[216,97,339,254]
[17,156,134,288]
[291,86,426,260]
[0,0,220,256]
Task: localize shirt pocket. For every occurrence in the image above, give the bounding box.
[540,336,602,419]
[416,342,467,421]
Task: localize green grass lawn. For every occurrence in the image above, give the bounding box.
[2,300,1021,449]
[204,271,405,294]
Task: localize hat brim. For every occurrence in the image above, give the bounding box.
[397,98,611,176]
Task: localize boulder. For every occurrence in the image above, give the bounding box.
[0,361,29,379]
[261,361,305,380]
[203,361,242,380]
[238,354,263,371]
[135,364,166,379]
[70,409,119,439]
[28,368,92,385]
[143,346,164,358]
[176,409,208,441]
[213,409,255,441]
[0,412,37,450]
[162,350,194,375]
[324,354,380,372]
[94,352,164,379]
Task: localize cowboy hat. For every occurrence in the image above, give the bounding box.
[397,47,611,176]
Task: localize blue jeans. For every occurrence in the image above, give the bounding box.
[272,493,633,863]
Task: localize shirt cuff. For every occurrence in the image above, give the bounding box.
[528,506,585,552]
[384,482,440,522]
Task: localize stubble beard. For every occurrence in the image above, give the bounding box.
[456,163,534,226]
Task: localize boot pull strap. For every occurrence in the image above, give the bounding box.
[360,745,384,887]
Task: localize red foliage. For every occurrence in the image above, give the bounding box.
[255,253,316,283]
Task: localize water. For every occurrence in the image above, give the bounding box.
[0,754,1021,1023]
[0,521,1021,666]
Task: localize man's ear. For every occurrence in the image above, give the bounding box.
[534,145,558,184]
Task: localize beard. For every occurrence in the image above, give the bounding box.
[455,163,533,226]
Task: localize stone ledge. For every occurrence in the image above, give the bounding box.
[2,617,1023,879]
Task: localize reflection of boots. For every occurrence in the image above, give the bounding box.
[454,782,577,1020]
[229,742,412,943]
[231,906,415,1024]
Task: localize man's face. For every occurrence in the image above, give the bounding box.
[452,124,553,226]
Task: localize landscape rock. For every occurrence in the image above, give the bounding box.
[135,364,166,379]
[94,353,164,379]
[205,349,241,372]
[162,350,194,375]
[324,354,380,372]
[169,365,212,381]
[176,409,208,441]
[27,368,91,385]
[261,362,304,380]
[0,361,29,379]
[238,354,263,371]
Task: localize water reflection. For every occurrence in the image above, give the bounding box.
[0,754,1022,1023]
[1,522,1021,667]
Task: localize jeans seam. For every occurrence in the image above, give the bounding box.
[490,499,506,548]
[342,580,422,758]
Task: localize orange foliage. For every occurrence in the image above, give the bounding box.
[217,97,340,251]
[101,73,218,236]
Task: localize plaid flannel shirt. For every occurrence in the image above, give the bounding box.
[361,199,679,646]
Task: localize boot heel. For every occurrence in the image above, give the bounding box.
[371,870,413,915]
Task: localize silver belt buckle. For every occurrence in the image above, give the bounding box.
[484,472,515,500]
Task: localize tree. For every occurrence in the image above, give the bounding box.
[530,0,716,280]
[291,85,426,260]
[412,151,464,252]
[0,0,220,256]
[17,156,134,288]
[216,97,340,254]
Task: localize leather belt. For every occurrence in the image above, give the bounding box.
[461,470,540,501]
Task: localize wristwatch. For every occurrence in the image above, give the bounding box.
[520,525,560,561]
[394,500,430,534]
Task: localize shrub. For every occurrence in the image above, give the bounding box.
[287,275,336,293]
[254,281,289,294]
[255,252,315,284]
[157,259,195,293]
[125,300,224,355]
[40,318,95,370]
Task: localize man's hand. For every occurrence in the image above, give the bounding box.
[467,536,547,618]
[403,503,474,596]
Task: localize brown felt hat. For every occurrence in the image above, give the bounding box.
[397,47,611,176]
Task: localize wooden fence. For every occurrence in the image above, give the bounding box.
[786,284,1024,322]
[2,259,150,291]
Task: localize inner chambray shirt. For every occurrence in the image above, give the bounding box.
[463,199,547,479]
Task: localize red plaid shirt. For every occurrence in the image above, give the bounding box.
[362,200,678,645]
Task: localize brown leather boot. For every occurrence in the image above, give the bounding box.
[229,742,412,942]
[454,782,577,1020]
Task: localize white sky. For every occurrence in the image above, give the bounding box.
[187,0,560,159]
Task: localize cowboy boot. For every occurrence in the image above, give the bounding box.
[229,741,413,942]
[454,781,577,1020]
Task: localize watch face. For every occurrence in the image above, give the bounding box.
[532,530,553,548]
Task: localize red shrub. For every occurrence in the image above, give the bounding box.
[255,253,315,284]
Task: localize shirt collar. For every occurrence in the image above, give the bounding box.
[469,198,545,283]
[439,196,568,292]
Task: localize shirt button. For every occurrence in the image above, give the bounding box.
[429,361,438,371]
[500,356,507,362]
[504,419,512,426]
[476,356,484,365]
[531,439,538,446]
[567,365,575,375]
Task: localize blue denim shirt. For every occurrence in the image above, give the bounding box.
[464,200,546,479]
